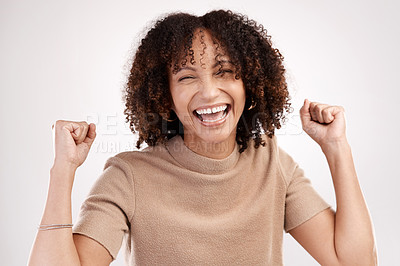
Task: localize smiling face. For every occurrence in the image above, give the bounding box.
[168,29,246,157]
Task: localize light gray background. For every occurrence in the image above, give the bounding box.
[1,0,399,265]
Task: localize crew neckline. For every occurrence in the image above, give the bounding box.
[165,135,240,175]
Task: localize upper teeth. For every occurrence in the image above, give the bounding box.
[196,105,227,115]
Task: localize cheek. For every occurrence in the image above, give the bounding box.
[171,90,190,113]
[234,85,246,108]
[169,86,182,108]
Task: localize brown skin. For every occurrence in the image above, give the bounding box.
[29,101,377,265]
[124,10,291,153]
[168,29,246,159]
[289,100,377,265]
[29,10,377,266]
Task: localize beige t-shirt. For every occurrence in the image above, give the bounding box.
[73,135,330,265]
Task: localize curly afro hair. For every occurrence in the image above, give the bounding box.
[124,10,292,153]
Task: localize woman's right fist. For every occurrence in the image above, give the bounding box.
[51,120,97,169]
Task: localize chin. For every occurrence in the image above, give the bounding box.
[199,128,236,144]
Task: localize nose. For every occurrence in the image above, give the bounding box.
[198,77,221,101]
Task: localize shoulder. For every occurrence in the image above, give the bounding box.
[103,142,171,172]
[250,134,299,186]
[248,134,285,164]
[246,134,278,157]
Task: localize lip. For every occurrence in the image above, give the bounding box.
[193,103,229,112]
[192,104,231,127]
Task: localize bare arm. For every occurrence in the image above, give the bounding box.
[28,121,112,266]
[290,100,377,265]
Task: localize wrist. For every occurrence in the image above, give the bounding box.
[51,159,78,174]
[321,140,352,162]
[320,138,350,152]
[50,162,77,190]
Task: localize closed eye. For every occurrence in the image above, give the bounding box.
[216,69,233,76]
[178,76,195,82]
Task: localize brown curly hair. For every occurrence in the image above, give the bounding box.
[124,10,292,153]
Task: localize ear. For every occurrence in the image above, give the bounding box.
[170,102,176,112]
[166,81,176,112]
[169,94,176,112]
[244,92,252,109]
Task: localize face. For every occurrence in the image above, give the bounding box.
[168,29,246,149]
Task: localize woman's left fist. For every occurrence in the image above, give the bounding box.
[299,99,347,148]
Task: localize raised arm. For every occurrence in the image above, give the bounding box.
[289,99,377,265]
[28,120,112,266]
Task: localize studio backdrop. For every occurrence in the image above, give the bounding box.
[1,0,399,265]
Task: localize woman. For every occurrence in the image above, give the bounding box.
[29,10,377,265]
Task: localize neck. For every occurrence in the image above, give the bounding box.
[183,132,237,159]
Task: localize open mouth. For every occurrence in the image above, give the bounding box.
[193,104,231,124]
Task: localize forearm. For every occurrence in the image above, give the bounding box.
[28,165,81,266]
[322,141,377,265]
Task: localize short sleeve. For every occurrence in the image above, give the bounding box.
[278,147,331,232]
[73,155,135,260]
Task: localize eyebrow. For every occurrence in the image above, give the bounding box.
[175,60,233,74]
